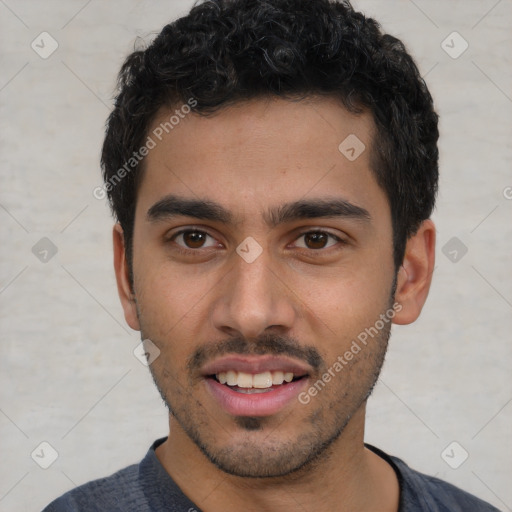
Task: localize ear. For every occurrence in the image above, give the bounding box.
[113,223,141,331]
[392,219,436,325]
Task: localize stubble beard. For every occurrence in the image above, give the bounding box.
[143,312,392,479]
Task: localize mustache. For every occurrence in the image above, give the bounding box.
[187,332,324,373]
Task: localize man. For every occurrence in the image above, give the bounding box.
[44,0,500,510]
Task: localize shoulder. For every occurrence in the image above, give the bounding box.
[389,453,501,511]
[41,437,200,512]
[42,463,144,512]
[365,443,500,512]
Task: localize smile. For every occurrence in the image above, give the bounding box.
[201,356,311,416]
[215,370,298,390]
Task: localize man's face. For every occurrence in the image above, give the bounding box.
[124,97,398,477]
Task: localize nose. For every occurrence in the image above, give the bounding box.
[210,245,297,340]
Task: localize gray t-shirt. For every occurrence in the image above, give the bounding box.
[43,438,501,511]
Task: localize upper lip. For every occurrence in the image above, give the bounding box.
[200,355,311,377]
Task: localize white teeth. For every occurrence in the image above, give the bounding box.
[272,370,284,385]
[215,370,299,388]
[253,371,272,388]
[237,372,253,388]
[226,370,237,386]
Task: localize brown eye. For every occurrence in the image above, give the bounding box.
[183,231,206,248]
[294,231,341,250]
[303,232,328,249]
[172,230,216,249]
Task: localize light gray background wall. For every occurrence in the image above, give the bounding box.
[1,1,511,510]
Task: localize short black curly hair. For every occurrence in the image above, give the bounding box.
[101,0,439,271]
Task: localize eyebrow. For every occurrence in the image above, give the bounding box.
[146,194,371,227]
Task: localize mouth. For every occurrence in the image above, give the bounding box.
[201,356,311,416]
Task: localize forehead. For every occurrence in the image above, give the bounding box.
[136,96,386,223]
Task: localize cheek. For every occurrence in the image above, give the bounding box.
[133,256,216,343]
[302,266,389,313]
[292,265,394,356]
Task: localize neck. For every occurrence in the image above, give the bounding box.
[155,403,400,512]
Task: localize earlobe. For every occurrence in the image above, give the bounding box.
[392,219,436,325]
[113,223,141,331]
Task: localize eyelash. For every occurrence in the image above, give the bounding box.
[168,228,346,255]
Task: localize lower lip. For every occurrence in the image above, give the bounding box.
[205,377,308,417]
